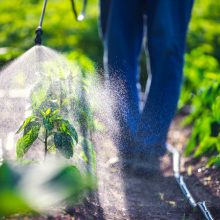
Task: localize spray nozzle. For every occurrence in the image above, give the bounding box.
[35,27,43,45]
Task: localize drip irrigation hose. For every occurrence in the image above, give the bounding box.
[35,0,88,45]
[166,144,214,220]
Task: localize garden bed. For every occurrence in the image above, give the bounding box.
[67,114,220,220]
[4,114,220,220]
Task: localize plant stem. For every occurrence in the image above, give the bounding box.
[44,129,48,160]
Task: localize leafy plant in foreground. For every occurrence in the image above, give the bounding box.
[0,161,95,217]
[0,162,32,217]
[16,105,78,160]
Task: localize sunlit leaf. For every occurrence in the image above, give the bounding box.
[16,116,35,134]
[45,108,51,116]
[51,109,59,116]
[194,137,216,158]
[207,155,220,167]
[24,121,40,135]
[58,120,78,143]
[16,123,40,158]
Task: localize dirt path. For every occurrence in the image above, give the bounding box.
[77,115,219,220]
[98,160,191,220]
[88,116,191,220]
[3,113,219,219]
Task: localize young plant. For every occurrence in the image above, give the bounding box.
[16,105,78,160]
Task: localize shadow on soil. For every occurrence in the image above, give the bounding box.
[66,153,220,220]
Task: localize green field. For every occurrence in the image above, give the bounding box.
[0,0,219,169]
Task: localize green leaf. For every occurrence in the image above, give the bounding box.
[45,108,51,116]
[24,121,40,135]
[60,120,78,143]
[54,132,73,159]
[0,163,33,216]
[0,191,32,217]
[50,111,62,121]
[16,116,35,134]
[212,97,220,121]
[0,163,20,189]
[184,137,196,156]
[51,109,59,116]
[44,165,93,204]
[40,110,46,117]
[207,155,220,167]
[216,139,220,153]
[67,123,78,143]
[43,117,54,131]
[80,151,88,163]
[184,127,198,156]
[210,121,220,137]
[16,123,41,158]
[194,137,216,158]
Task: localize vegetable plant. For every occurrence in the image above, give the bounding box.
[16,103,78,160]
[178,0,220,168]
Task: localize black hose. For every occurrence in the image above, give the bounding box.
[166,144,214,220]
[70,0,88,21]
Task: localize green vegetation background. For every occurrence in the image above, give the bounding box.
[0,0,220,166]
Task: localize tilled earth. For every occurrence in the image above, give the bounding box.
[71,114,220,220]
[89,121,193,220]
[4,115,220,220]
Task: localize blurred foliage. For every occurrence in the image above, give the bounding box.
[0,1,99,216]
[45,164,94,205]
[0,0,219,169]
[0,162,32,217]
[180,0,220,167]
[0,161,95,217]
[0,0,102,67]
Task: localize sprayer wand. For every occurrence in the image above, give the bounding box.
[35,0,48,45]
[34,0,88,45]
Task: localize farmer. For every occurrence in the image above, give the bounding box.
[99,1,194,163]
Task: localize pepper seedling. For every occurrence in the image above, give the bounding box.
[16,106,78,160]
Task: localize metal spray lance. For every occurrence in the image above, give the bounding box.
[34,0,88,45]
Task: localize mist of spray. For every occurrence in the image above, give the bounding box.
[0,45,129,216]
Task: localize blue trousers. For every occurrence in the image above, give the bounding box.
[100,0,194,155]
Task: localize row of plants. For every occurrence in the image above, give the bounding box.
[179,0,220,167]
[0,0,102,67]
[0,4,219,213]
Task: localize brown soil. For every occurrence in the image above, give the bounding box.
[9,115,219,220]
[168,115,220,220]
[69,114,220,220]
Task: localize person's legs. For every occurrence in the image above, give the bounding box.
[100,0,145,153]
[136,0,194,157]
